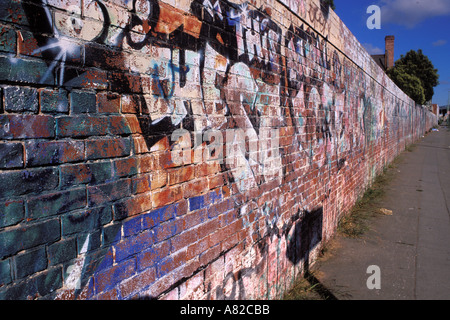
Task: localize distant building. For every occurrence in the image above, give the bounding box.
[371,36,395,71]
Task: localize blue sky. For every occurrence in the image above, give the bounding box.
[334,0,450,106]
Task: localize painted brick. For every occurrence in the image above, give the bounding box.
[0,56,53,85]
[47,238,77,266]
[94,259,135,294]
[40,88,69,113]
[87,179,131,207]
[0,0,440,301]
[97,92,120,113]
[86,137,131,160]
[84,44,128,72]
[142,202,182,230]
[137,241,170,271]
[62,67,108,90]
[0,168,59,199]
[0,200,24,228]
[114,229,153,263]
[56,116,108,138]
[157,249,187,278]
[14,246,47,279]
[153,218,184,244]
[70,91,96,114]
[151,185,183,209]
[121,94,142,113]
[189,195,205,211]
[61,206,112,236]
[0,115,55,139]
[113,193,152,221]
[0,25,16,53]
[102,222,122,247]
[25,140,84,167]
[0,142,23,169]
[0,219,60,259]
[131,174,151,194]
[108,115,142,135]
[77,231,101,254]
[0,259,11,286]
[3,86,38,113]
[109,71,149,94]
[119,267,156,298]
[0,0,31,26]
[113,157,138,178]
[60,161,113,188]
[0,266,62,300]
[122,216,142,238]
[27,188,87,219]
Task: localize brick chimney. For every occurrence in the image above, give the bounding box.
[385,35,395,69]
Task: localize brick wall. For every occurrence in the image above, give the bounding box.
[0,0,437,300]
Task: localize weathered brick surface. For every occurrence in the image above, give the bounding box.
[0,142,23,168]
[0,0,438,300]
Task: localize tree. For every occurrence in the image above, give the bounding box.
[321,0,336,10]
[387,65,426,105]
[388,49,439,103]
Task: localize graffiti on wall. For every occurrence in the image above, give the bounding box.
[21,0,359,188]
[0,0,436,300]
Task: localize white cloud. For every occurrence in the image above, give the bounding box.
[363,43,384,55]
[432,39,447,47]
[379,0,450,28]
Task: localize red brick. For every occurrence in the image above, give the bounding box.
[170,228,198,253]
[108,115,141,135]
[157,249,187,277]
[198,244,221,267]
[96,288,119,300]
[186,237,209,261]
[137,241,170,271]
[121,94,142,113]
[208,219,242,248]
[132,174,151,194]
[208,173,226,190]
[133,136,149,155]
[86,137,131,160]
[94,259,135,294]
[114,193,152,220]
[119,267,156,298]
[194,161,221,178]
[181,209,208,230]
[113,157,138,177]
[150,171,167,190]
[197,218,221,241]
[151,185,182,208]
[182,179,209,198]
[0,115,55,139]
[168,166,194,185]
[97,92,120,113]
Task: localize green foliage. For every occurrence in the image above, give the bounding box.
[320,0,336,10]
[387,65,426,105]
[387,49,439,104]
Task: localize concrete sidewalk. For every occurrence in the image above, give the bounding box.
[313,127,450,300]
